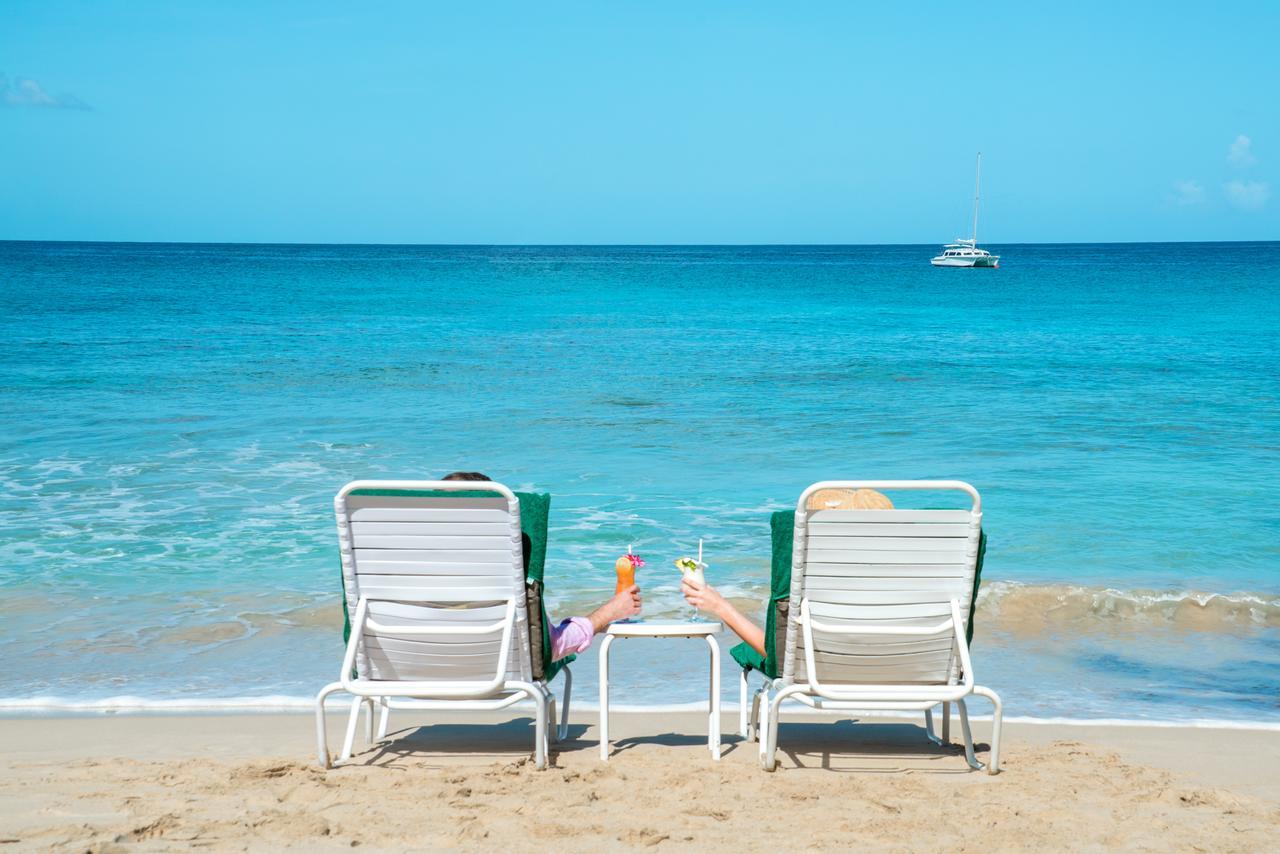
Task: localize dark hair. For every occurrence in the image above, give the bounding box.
[442,471,491,481]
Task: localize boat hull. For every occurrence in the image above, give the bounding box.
[930,255,999,268]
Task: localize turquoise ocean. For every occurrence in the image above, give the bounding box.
[1,241,1277,722]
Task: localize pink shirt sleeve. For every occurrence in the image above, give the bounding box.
[549,616,595,661]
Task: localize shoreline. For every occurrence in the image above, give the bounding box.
[5,579,1275,724]
[5,698,1280,732]
[4,710,1279,850]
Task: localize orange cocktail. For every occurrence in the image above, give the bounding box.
[614,552,643,593]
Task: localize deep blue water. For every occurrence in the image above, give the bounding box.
[1,241,1277,719]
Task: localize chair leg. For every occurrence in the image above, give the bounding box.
[548,695,559,744]
[761,692,783,772]
[376,699,390,741]
[363,698,375,743]
[557,666,572,742]
[956,699,984,771]
[314,682,342,769]
[941,701,951,744]
[738,669,750,739]
[339,696,363,763]
[974,685,1003,774]
[747,686,764,743]
[756,688,768,754]
[925,706,943,746]
[533,687,548,770]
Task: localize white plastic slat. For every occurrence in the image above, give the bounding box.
[349,507,511,523]
[356,574,515,590]
[794,639,951,658]
[353,548,511,565]
[808,509,973,523]
[351,521,512,537]
[363,635,504,655]
[357,577,513,602]
[802,576,969,594]
[805,549,967,565]
[803,589,960,606]
[811,649,954,670]
[364,639,508,660]
[354,561,515,577]
[352,535,513,551]
[361,614,513,631]
[805,563,970,578]
[808,661,951,684]
[794,672,944,686]
[807,522,971,538]
[809,636,954,656]
[345,495,508,512]
[359,612,517,630]
[366,655,514,682]
[808,653,951,672]
[366,644,517,665]
[366,601,508,623]
[364,648,508,669]
[806,600,954,621]
[806,536,969,552]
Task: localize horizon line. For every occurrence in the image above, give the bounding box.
[3,238,1278,248]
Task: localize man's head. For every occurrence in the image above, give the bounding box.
[442,471,529,571]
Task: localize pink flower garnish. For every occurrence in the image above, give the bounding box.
[625,553,645,568]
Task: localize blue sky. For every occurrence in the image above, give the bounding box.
[2,1,1276,244]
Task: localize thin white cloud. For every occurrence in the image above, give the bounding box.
[1227,134,1256,168]
[0,74,90,110]
[1172,179,1205,206]
[1224,180,1270,211]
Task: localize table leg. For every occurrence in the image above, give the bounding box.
[706,634,721,760]
[598,634,615,760]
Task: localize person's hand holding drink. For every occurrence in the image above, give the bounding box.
[680,574,726,617]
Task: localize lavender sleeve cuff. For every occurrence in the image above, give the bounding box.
[549,616,595,661]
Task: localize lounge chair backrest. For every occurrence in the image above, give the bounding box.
[781,481,982,687]
[334,480,533,687]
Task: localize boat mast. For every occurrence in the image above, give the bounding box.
[972,152,981,245]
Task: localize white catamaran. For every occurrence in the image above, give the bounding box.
[932,153,999,268]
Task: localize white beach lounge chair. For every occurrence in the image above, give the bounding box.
[314,480,569,770]
[753,480,1002,773]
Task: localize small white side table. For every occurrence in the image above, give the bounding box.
[597,619,723,761]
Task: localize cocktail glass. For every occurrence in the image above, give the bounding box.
[683,563,707,622]
[615,547,643,622]
[678,539,708,622]
[615,559,636,595]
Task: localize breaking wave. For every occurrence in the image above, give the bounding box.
[975,582,1280,634]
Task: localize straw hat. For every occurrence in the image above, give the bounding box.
[806,488,895,511]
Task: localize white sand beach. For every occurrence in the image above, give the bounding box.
[3,710,1278,851]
